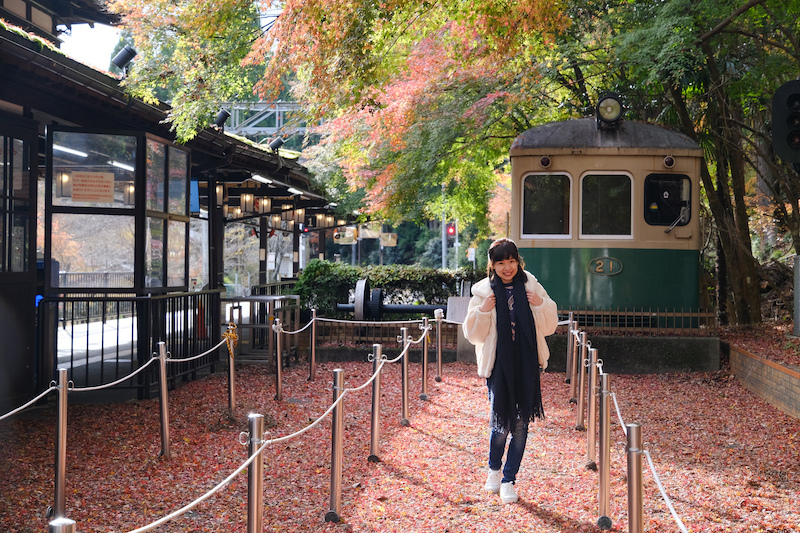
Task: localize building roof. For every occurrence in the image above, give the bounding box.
[0,21,329,213]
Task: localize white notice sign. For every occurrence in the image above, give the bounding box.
[72,172,115,203]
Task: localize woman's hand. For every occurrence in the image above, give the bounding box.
[526,290,543,306]
[479,294,496,312]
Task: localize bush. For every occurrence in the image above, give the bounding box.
[292,260,482,316]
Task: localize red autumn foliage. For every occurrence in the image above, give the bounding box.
[1,338,798,532]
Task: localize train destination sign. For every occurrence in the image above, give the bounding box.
[589,257,623,276]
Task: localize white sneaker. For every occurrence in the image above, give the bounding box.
[484,469,502,493]
[500,481,518,504]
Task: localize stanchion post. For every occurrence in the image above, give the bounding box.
[569,321,580,402]
[420,317,429,401]
[309,309,317,381]
[49,517,76,533]
[247,413,265,533]
[586,347,599,470]
[369,344,382,462]
[274,318,283,401]
[53,368,68,519]
[434,308,443,382]
[565,311,574,384]
[597,373,613,530]
[157,342,171,459]
[575,332,588,430]
[325,369,345,523]
[399,327,410,426]
[626,422,644,533]
[227,329,236,418]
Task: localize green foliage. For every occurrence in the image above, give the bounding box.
[292,259,481,316]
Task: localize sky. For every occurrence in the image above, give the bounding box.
[59,23,121,71]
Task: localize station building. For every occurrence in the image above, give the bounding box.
[0,0,333,409]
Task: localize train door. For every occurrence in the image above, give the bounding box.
[0,117,38,410]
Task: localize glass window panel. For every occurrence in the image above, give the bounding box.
[52,132,136,208]
[51,214,135,288]
[189,218,209,291]
[146,139,166,212]
[522,174,570,236]
[644,174,691,226]
[167,220,186,287]
[146,217,165,287]
[581,174,632,236]
[168,146,188,215]
[12,138,31,199]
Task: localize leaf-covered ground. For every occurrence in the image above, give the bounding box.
[1,349,798,532]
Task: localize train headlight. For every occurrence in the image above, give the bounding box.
[596,93,624,129]
[663,156,675,168]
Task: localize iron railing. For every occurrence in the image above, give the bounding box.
[38,290,222,396]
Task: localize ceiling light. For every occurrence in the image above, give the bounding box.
[252,174,272,184]
[53,144,88,158]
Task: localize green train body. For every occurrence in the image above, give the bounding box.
[510,117,704,319]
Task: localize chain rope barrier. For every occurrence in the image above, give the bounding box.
[0,386,57,422]
[163,337,229,363]
[315,316,424,326]
[569,322,689,532]
[68,358,157,393]
[121,319,433,532]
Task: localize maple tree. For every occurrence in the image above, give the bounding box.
[110,0,800,322]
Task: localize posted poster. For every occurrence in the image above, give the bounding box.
[72,172,115,203]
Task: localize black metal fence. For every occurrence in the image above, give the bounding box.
[38,290,222,396]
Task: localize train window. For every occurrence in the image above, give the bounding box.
[644,174,691,226]
[581,174,632,237]
[522,173,571,237]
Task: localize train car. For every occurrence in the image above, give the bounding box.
[510,97,704,326]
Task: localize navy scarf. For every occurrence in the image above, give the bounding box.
[489,271,544,432]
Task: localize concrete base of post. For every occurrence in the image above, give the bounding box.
[585,460,597,471]
[400,418,410,426]
[597,516,613,530]
[324,511,341,523]
[435,375,442,382]
[419,393,429,401]
[367,454,381,463]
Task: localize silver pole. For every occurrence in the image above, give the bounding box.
[247,413,265,533]
[325,369,345,523]
[569,321,580,403]
[586,347,599,470]
[434,309,443,382]
[53,368,68,519]
[420,317,429,400]
[565,311,574,385]
[227,331,236,419]
[626,422,644,533]
[274,318,283,401]
[399,327,410,426]
[575,332,588,431]
[598,373,613,530]
[309,309,317,381]
[49,517,76,533]
[369,344,382,462]
[158,342,171,459]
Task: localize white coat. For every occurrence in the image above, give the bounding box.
[462,270,558,378]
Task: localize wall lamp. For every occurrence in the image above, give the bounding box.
[112,44,137,76]
[214,108,231,131]
[596,93,624,130]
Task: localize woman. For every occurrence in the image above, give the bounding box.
[463,238,558,504]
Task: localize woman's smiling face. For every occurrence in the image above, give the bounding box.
[493,257,519,284]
